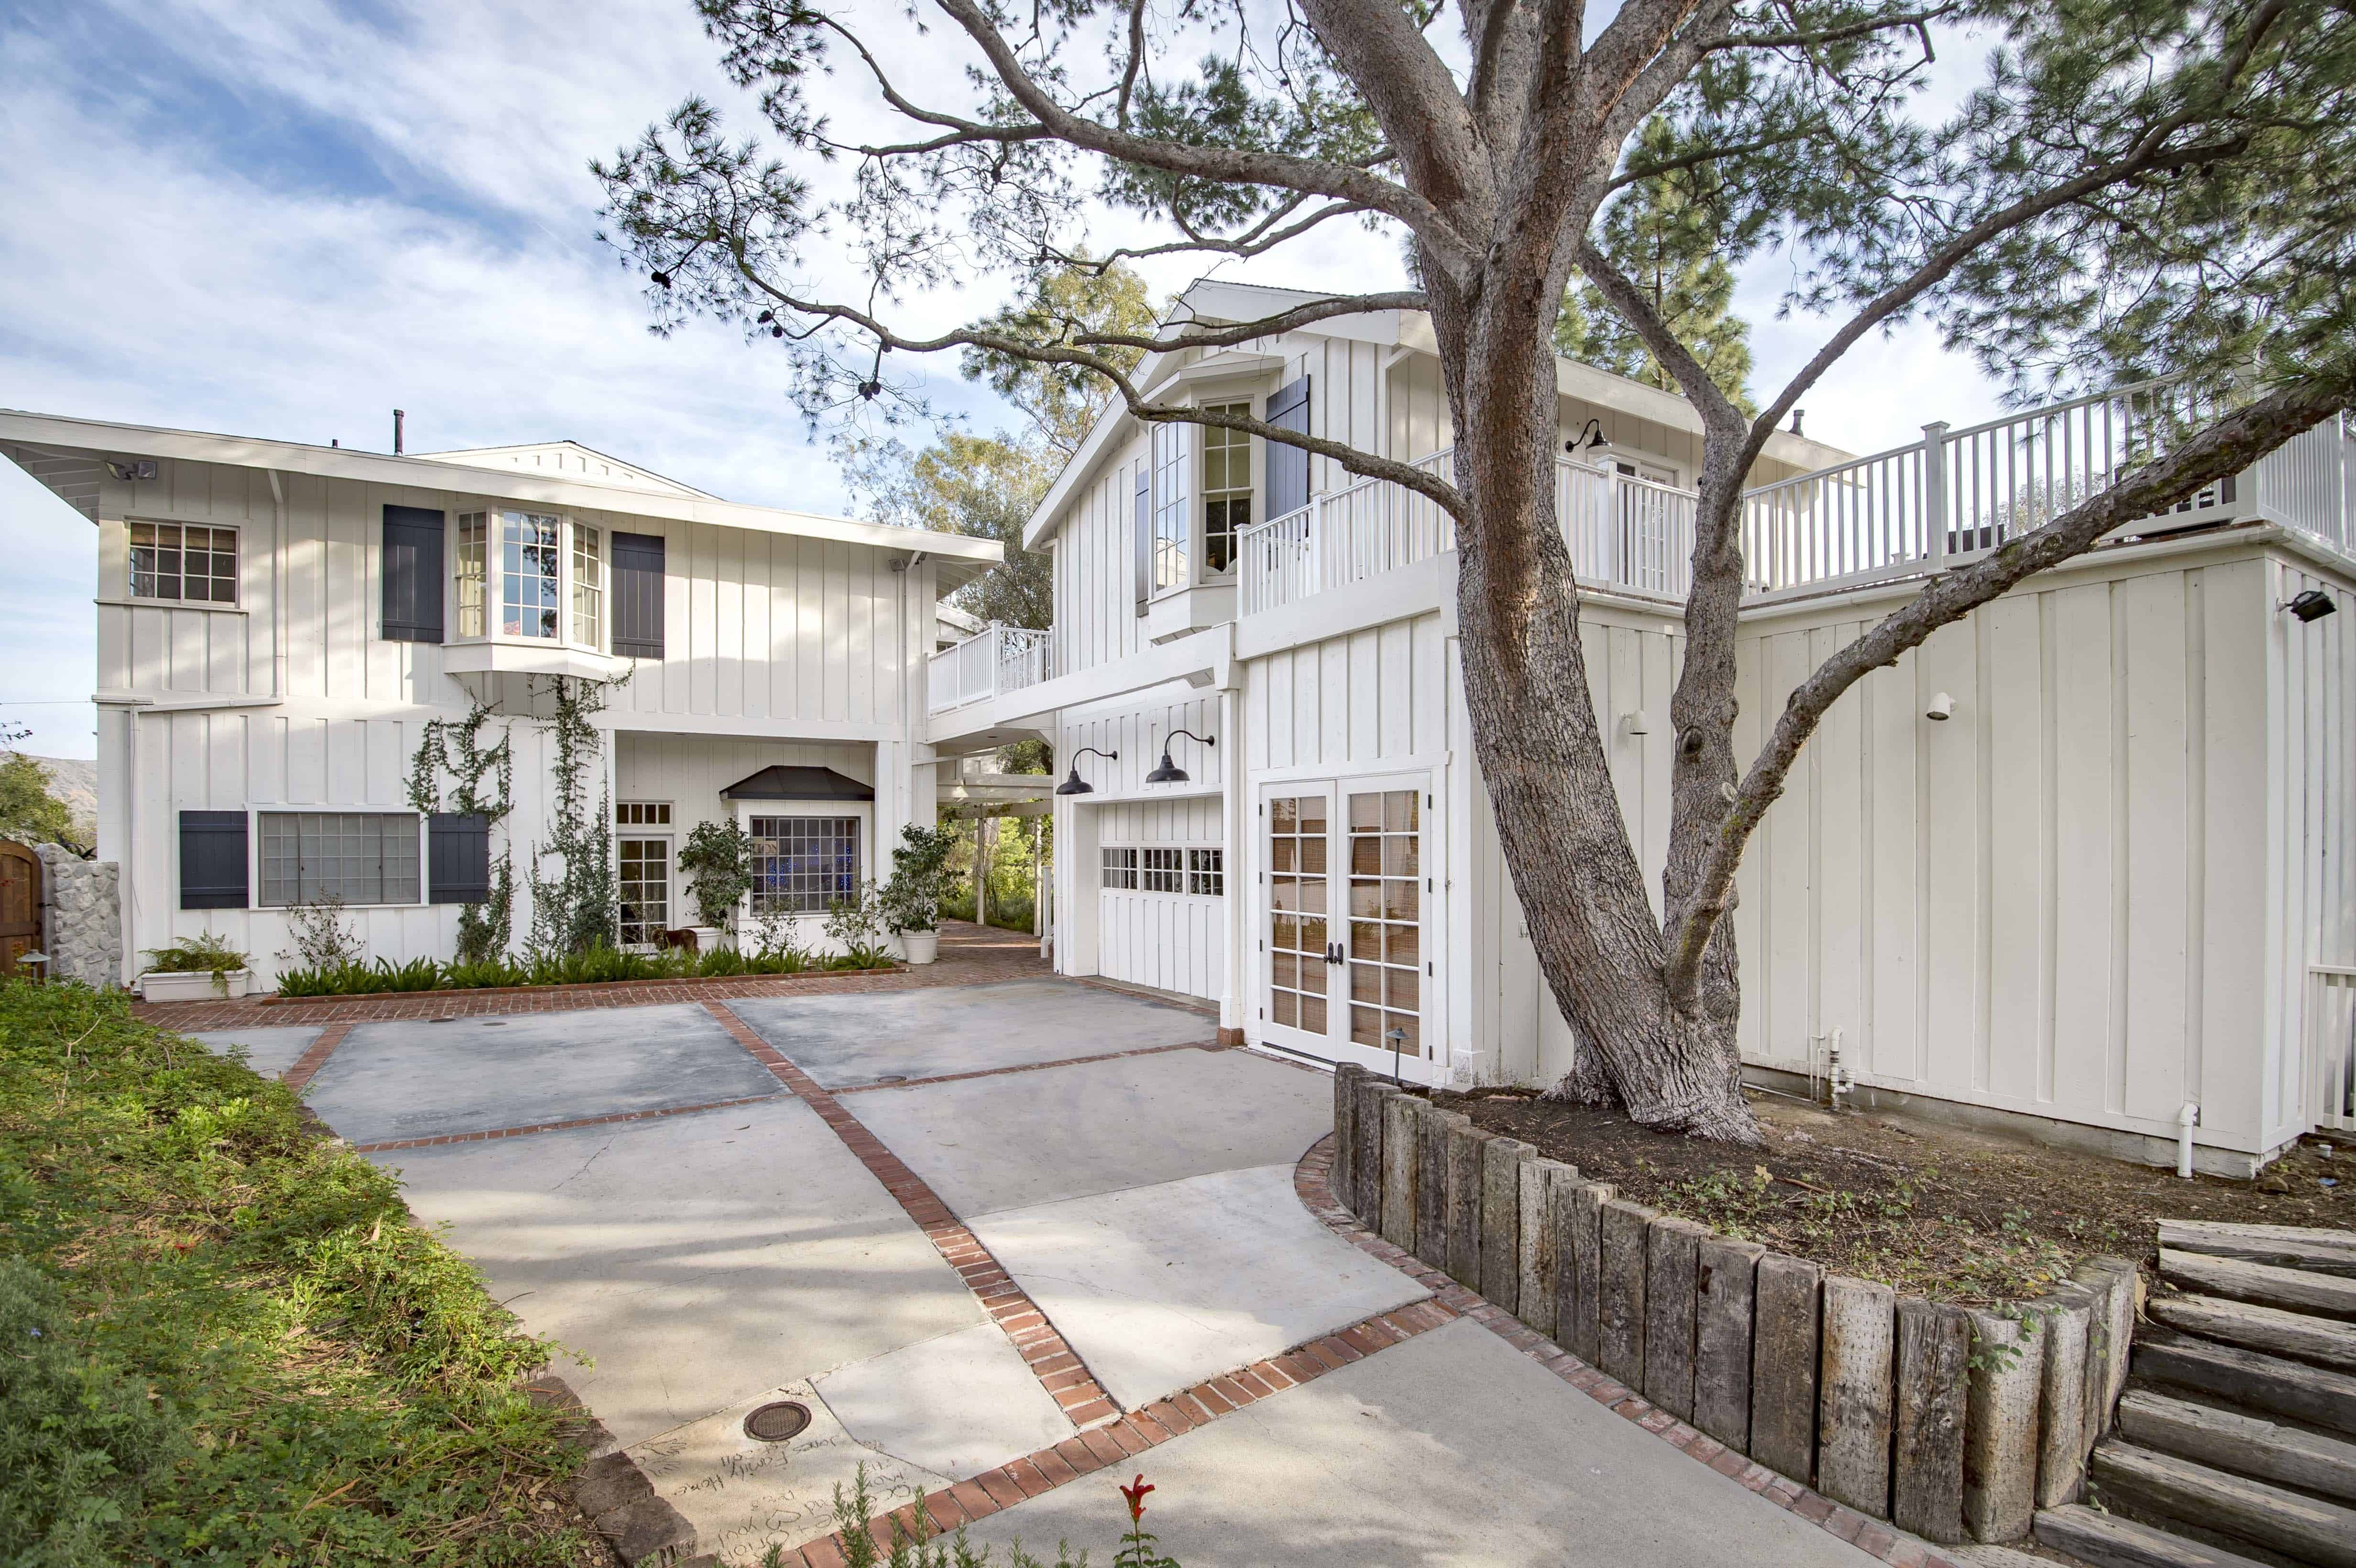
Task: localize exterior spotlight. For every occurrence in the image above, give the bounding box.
[1145,729,1214,784]
[1925,691,1955,722]
[1055,746,1117,795]
[2284,588,2338,623]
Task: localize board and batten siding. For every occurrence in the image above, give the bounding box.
[92,457,916,731]
[2270,558,2356,1136]
[614,735,875,831]
[1725,548,2351,1156]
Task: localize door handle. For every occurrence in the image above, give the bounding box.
[1325,942,1343,965]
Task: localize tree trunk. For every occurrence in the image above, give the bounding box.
[1426,260,1758,1143]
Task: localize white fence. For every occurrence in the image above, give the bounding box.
[1236,386,2353,619]
[926,623,1052,714]
[1239,449,1697,616]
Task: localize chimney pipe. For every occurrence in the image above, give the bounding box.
[1791,409,1805,437]
[393,409,406,454]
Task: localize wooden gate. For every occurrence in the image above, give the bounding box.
[0,840,41,976]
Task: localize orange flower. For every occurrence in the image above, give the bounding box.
[1118,1474,1154,1523]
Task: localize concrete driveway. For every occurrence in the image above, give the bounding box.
[215,950,1884,1568]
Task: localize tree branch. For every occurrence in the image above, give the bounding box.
[1660,369,2355,1001]
[929,0,1482,270]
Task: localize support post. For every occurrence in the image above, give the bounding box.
[1352,1078,1397,1223]
[1380,1093,1421,1252]
[2034,1286,2094,1507]
[1922,420,1951,569]
[1444,1119,1489,1290]
[1598,1200,1658,1390]
[1644,1217,1707,1422]
[1416,1108,1462,1271]
[1331,1063,1365,1203]
[1694,1236,1767,1453]
[1518,1158,1577,1340]
[1558,1180,1617,1365]
[1480,1138,1534,1312]
[1964,1307,2041,1542]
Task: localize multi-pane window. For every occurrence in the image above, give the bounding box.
[1151,423,1191,593]
[454,513,488,637]
[748,816,860,914]
[500,510,562,639]
[614,801,672,827]
[1142,847,1184,893]
[1346,788,1422,1056]
[1265,795,1330,1035]
[130,521,237,603]
[1187,847,1224,896]
[1100,846,1139,890]
[258,812,421,907]
[1200,404,1252,576]
[570,523,603,647]
[618,837,670,945]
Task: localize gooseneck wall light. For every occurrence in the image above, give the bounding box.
[1054,747,1118,796]
[1145,729,1216,784]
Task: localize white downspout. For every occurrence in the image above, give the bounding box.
[2178,1102,2200,1179]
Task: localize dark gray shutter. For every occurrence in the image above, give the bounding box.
[428,813,490,904]
[612,531,665,658]
[178,810,248,909]
[1134,457,1152,615]
[381,505,445,642]
[1265,376,1312,521]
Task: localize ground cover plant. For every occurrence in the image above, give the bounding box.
[271,938,893,997]
[0,979,609,1565]
[1442,1086,2354,1304]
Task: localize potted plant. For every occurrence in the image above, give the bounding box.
[881,823,959,965]
[138,932,254,1001]
[675,819,753,952]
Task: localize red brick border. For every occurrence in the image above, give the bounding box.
[1292,1135,1969,1568]
[778,1296,1461,1567]
[699,1000,1127,1429]
[280,1020,353,1092]
[349,1094,783,1154]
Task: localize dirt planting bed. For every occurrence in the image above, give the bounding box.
[1434,1086,2353,1305]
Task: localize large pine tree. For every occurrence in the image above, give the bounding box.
[1557,119,1756,416]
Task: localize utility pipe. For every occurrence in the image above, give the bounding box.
[2178,1102,2200,1179]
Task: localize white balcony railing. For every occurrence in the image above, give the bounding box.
[1236,384,2353,619]
[1742,381,2355,601]
[926,622,1051,715]
[1239,449,1697,617]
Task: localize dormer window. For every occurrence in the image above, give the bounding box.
[452,509,606,651]
[1200,404,1252,575]
[1147,398,1256,598]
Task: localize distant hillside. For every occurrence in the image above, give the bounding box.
[20,754,97,842]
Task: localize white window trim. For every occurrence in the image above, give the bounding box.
[731,799,872,921]
[451,508,609,656]
[1099,841,1223,899]
[1146,378,1275,600]
[123,516,242,609]
[251,808,429,910]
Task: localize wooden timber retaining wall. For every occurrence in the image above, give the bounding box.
[1332,1065,2141,1545]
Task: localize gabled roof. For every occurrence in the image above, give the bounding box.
[720,765,874,801]
[411,440,718,500]
[0,409,1001,591]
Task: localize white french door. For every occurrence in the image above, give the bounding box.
[1257,772,1439,1084]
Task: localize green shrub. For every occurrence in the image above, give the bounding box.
[440,956,530,990]
[0,980,591,1565]
[139,932,250,980]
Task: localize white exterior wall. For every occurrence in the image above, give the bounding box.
[83,451,936,983]
[2269,556,2356,1135]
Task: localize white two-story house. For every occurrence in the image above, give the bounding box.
[0,410,996,982]
[926,279,2356,1175]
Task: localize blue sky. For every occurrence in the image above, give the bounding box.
[0,0,2007,761]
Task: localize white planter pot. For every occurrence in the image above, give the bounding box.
[139,968,253,1002]
[687,926,729,953]
[899,930,939,966]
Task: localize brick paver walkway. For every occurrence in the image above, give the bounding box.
[131,920,1057,1031]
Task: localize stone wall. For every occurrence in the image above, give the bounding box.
[1331,1064,2139,1546]
[35,844,122,988]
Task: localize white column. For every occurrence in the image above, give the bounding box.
[1218,684,1244,1036]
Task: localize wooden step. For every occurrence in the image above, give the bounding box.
[2160,1222,2356,1281]
[2119,1389,2356,1506]
[2091,1439,2356,1568]
[2135,1330,2356,1437]
[2035,1503,2275,1568]
[2161,1248,2356,1322]
[2149,1292,2356,1373]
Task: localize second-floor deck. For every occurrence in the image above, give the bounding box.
[927,381,2356,717]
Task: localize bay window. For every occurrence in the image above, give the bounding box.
[1200,403,1252,575]
[1152,423,1191,592]
[451,509,607,652]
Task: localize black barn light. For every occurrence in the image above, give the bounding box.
[1055,746,1117,795]
[1145,729,1215,784]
